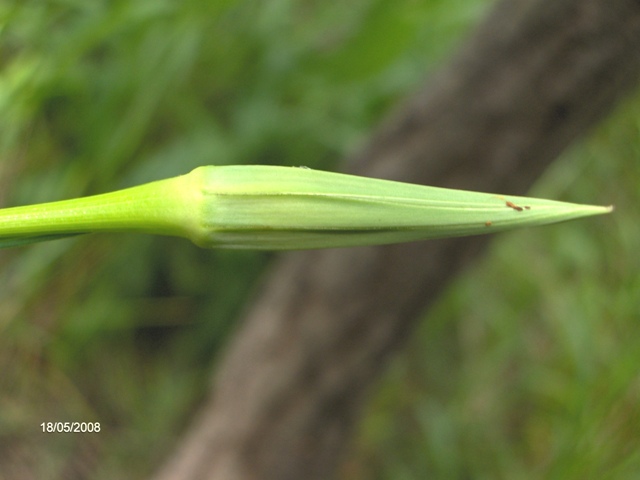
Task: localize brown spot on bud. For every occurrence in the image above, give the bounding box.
[506,201,523,212]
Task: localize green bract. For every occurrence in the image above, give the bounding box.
[0,165,612,250]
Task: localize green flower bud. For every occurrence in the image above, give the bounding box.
[0,165,612,250]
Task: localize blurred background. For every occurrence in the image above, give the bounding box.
[0,0,638,479]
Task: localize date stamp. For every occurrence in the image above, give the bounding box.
[41,422,101,433]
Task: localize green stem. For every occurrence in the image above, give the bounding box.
[0,173,197,247]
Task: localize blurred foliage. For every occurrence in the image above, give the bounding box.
[1,0,637,479]
[0,0,486,478]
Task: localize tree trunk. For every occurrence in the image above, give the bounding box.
[153,0,640,478]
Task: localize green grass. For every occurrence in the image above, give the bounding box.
[2,0,638,479]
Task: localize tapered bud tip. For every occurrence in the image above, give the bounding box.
[587,204,614,215]
[577,203,613,215]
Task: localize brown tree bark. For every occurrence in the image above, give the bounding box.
[153,0,640,479]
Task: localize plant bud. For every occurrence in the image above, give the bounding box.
[0,165,612,250]
[185,165,613,250]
